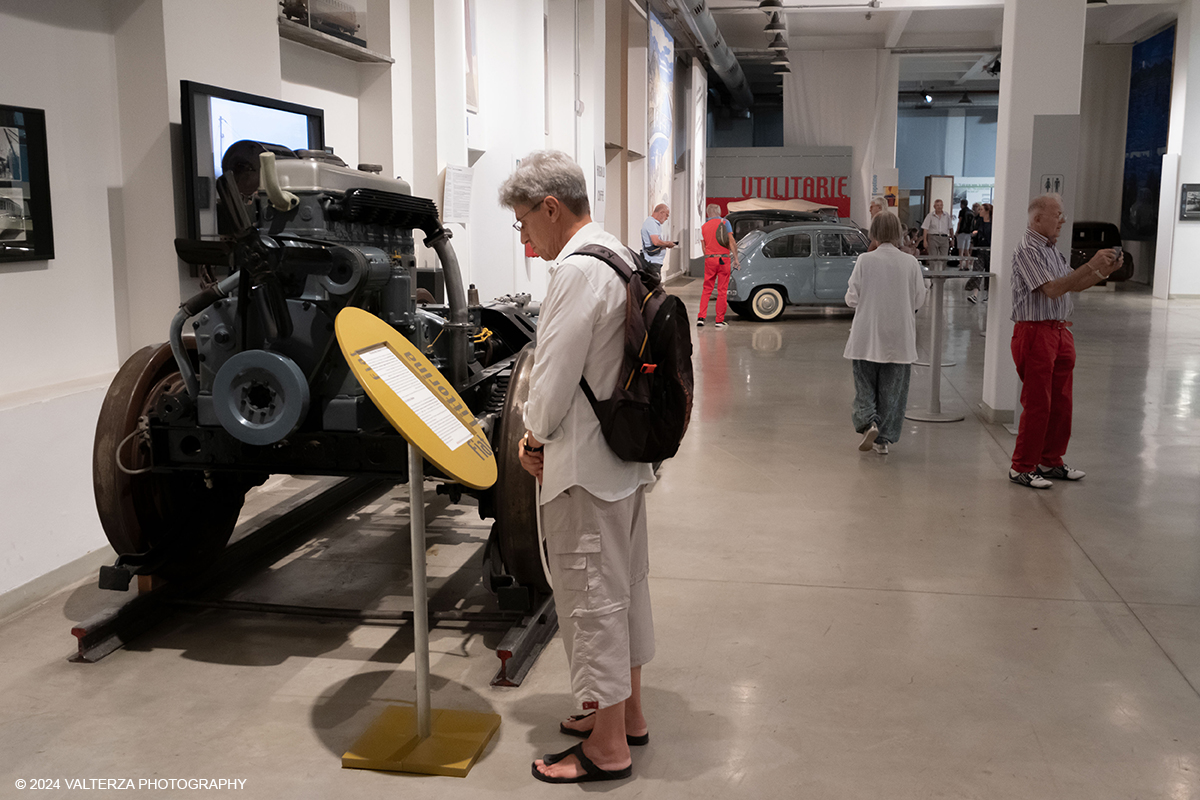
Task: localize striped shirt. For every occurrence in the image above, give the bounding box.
[1010,228,1073,322]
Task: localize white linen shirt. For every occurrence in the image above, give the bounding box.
[843,244,928,364]
[524,222,656,505]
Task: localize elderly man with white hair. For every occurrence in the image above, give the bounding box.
[1007,193,1121,489]
[499,150,656,784]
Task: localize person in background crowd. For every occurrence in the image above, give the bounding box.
[499,150,656,783]
[865,197,887,251]
[697,204,739,329]
[843,211,928,455]
[1007,193,1121,489]
[967,202,993,304]
[921,198,953,269]
[955,199,975,260]
[639,203,675,280]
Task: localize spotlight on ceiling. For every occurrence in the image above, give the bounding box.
[924,92,933,104]
[768,33,788,51]
[985,58,1001,76]
[765,12,785,33]
[958,92,972,104]
[759,0,784,11]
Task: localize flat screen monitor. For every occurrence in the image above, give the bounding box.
[181,80,324,240]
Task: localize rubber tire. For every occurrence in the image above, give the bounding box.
[93,343,249,581]
[490,344,551,593]
[748,286,786,321]
[728,300,753,320]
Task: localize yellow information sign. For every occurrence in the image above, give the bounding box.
[335,307,497,490]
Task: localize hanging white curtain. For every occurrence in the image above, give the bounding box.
[783,50,899,226]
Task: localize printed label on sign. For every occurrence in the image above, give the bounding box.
[357,344,474,451]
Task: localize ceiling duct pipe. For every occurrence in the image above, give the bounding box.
[665,0,756,111]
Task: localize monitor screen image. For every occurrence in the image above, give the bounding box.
[207,97,311,179]
[181,81,324,240]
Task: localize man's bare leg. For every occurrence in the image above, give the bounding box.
[535,702,631,779]
[560,667,647,737]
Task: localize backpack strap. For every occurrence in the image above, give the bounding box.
[568,244,638,407]
[572,244,634,283]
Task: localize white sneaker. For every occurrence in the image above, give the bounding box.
[715,321,727,329]
[858,424,879,452]
[1009,469,1052,489]
[1036,464,1085,481]
[873,442,889,455]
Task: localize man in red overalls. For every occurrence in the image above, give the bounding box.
[697,204,740,328]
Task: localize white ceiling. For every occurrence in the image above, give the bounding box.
[690,0,1179,103]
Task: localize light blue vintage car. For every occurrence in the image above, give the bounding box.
[727,222,870,321]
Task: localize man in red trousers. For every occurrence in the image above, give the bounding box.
[1008,193,1121,489]
[697,204,740,329]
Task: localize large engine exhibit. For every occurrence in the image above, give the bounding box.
[91,140,548,607]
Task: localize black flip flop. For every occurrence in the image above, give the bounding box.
[532,743,632,784]
[559,712,650,746]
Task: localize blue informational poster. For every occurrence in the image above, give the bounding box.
[648,13,674,212]
[1121,25,1175,240]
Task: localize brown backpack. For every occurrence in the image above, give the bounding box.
[571,244,694,462]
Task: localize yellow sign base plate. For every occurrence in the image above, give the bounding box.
[341,706,501,777]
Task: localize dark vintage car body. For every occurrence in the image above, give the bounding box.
[1069,220,1133,281]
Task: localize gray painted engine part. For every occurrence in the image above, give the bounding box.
[211,350,310,445]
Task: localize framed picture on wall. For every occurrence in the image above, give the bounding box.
[1181,184,1200,221]
[0,105,54,263]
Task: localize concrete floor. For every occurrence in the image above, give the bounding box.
[3,280,1200,799]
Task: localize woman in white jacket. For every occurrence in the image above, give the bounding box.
[844,212,928,455]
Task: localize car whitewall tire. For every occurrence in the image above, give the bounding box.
[749,286,785,321]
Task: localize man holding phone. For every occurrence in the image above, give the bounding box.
[1008,193,1121,489]
[640,204,676,280]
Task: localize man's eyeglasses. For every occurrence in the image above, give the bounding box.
[513,199,545,232]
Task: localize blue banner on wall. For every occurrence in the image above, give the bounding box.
[1121,25,1175,240]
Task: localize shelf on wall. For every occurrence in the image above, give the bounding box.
[278,17,394,64]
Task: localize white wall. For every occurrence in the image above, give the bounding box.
[1164,0,1200,296]
[1076,45,1131,225]
[466,0,550,302]
[783,49,899,226]
[281,40,362,168]
[0,5,125,597]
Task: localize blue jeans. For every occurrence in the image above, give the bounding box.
[851,360,912,445]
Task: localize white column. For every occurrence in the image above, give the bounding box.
[980,0,1087,421]
[1157,0,1200,298]
[944,108,966,178]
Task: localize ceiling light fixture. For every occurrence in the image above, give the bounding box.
[924,92,933,104]
[775,64,792,74]
[765,12,785,33]
[958,92,972,104]
[768,33,788,51]
[771,53,790,66]
[759,0,784,11]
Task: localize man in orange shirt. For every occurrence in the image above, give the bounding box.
[697,204,740,328]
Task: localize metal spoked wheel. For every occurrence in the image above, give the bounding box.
[92,342,251,581]
[490,344,550,593]
[749,286,786,321]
